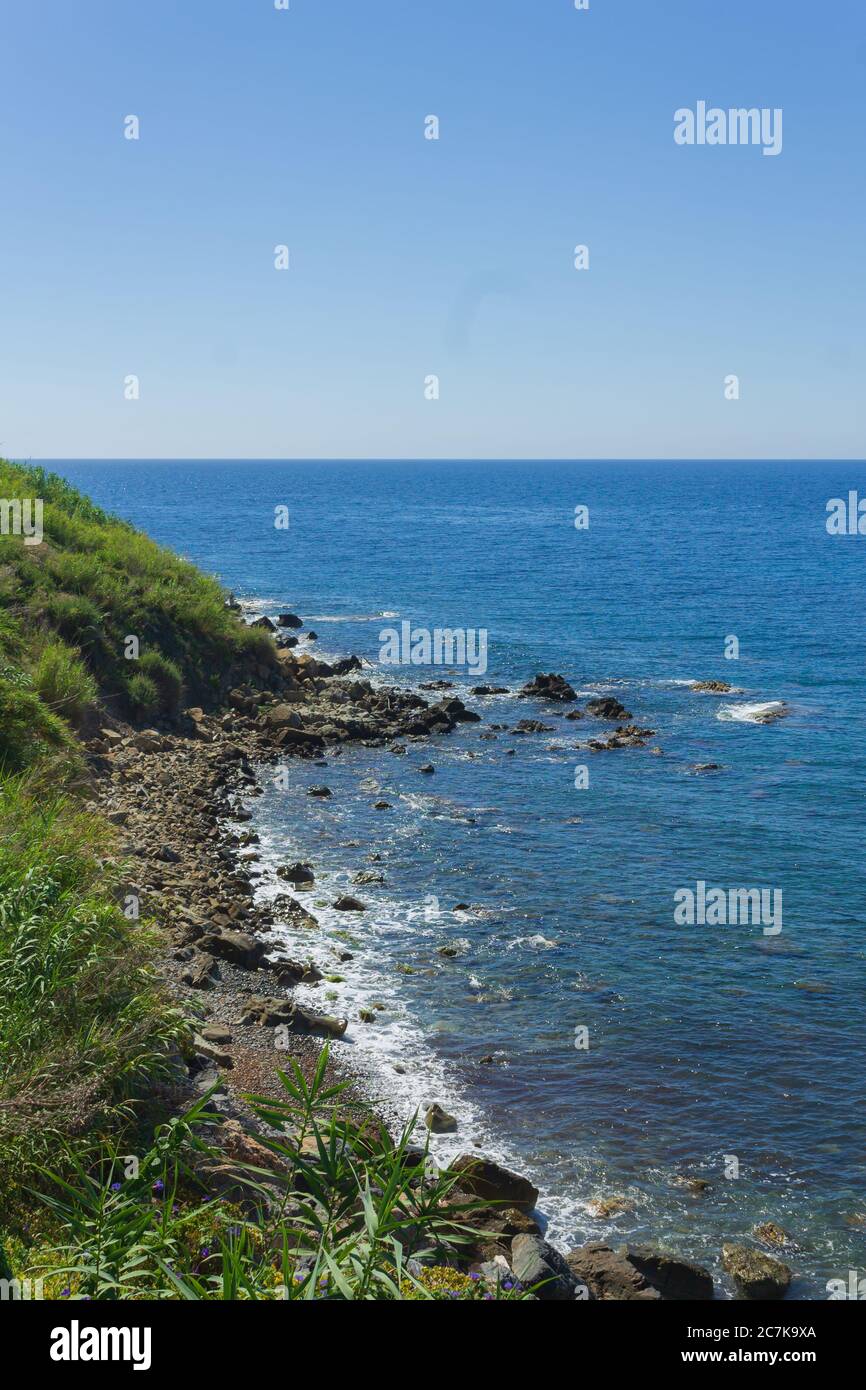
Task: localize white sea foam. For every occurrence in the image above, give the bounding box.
[717,700,788,724]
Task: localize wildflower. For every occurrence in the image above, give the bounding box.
[110,1182,122,1192]
[60,1288,70,1298]
[152,1179,164,1193]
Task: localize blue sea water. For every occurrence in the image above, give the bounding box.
[48,459,866,1298]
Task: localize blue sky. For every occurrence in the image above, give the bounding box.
[1,0,863,459]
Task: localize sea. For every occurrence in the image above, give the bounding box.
[47,458,866,1299]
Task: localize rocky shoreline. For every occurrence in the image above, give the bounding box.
[82,632,795,1300]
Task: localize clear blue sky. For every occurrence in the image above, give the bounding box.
[1,0,863,459]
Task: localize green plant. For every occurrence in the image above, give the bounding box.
[33,640,98,726]
[14,1050,535,1301]
[125,672,159,719]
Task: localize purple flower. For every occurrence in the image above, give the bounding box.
[60,1288,70,1298]
[110,1182,122,1192]
[200,1247,211,1258]
[152,1179,164,1193]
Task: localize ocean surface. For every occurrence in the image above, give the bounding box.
[48,459,866,1298]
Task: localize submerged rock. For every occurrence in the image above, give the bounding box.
[691,680,732,693]
[333,895,366,912]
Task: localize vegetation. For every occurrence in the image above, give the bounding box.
[0,458,275,729]
[7,1051,528,1301]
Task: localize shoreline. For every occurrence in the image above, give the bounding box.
[83,625,799,1301]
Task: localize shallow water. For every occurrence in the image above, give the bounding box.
[51,458,866,1297]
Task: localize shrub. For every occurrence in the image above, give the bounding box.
[125,671,160,719]
[0,675,73,771]
[33,640,98,726]
[138,650,183,718]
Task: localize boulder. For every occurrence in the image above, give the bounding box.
[691,680,732,693]
[277,612,303,628]
[425,1103,457,1134]
[585,696,632,720]
[512,1234,582,1300]
[277,862,315,886]
[565,1242,660,1301]
[448,1155,539,1213]
[181,951,217,989]
[307,785,331,798]
[721,1243,792,1300]
[333,895,365,912]
[620,1244,714,1300]
[197,929,265,971]
[250,615,278,631]
[518,673,577,703]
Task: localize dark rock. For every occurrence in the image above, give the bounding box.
[251,615,278,631]
[277,861,315,886]
[471,685,509,695]
[418,763,435,774]
[333,895,365,911]
[277,613,303,628]
[512,1234,581,1300]
[308,785,331,798]
[621,1244,714,1300]
[585,696,632,720]
[198,929,265,971]
[448,1155,539,1213]
[512,719,555,734]
[691,680,732,693]
[519,673,577,703]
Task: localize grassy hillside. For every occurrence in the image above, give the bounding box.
[0,459,275,769]
[0,459,275,1214]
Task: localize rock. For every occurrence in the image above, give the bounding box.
[691,680,732,693]
[277,727,325,750]
[353,870,384,885]
[721,1243,792,1300]
[359,1008,376,1023]
[308,785,331,798]
[373,800,391,809]
[419,680,453,691]
[565,1242,659,1301]
[434,696,481,724]
[154,844,181,863]
[181,951,217,989]
[418,763,435,774]
[692,762,721,773]
[425,1103,457,1134]
[753,1222,790,1249]
[290,1004,348,1038]
[277,612,303,628]
[333,895,365,912]
[620,1245,714,1300]
[277,862,315,886]
[512,719,555,734]
[132,730,164,752]
[512,1234,581,1300]
[564,709,583,720]
[471,685,509,695]
[192,1034,233,1068]
[250,615,278,631]
[198,929,265,971]
[518,673,577,703]
[585,696,632,720]
[266,703,302,729]
[448,1155,539,1213]
[240,997,347,1037]
[199,1025,232,1045]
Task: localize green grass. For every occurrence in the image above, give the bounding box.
[0,458,276,727]
[0,773,185,1215]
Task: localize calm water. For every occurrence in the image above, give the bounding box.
[49,459,866,1297]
